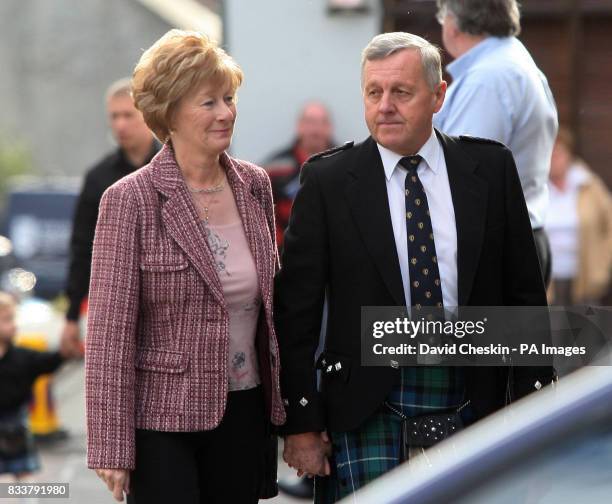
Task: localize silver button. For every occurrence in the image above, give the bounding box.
[299,397,308,407]
[335,362,342,371]
[534,381,542,390]
[283,398,289,406]
[326,365,333,373]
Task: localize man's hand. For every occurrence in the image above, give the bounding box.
[283,431,332,477]
[95,468,130,502]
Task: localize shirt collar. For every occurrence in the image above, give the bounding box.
[446,36,507,80]
[377,129,441,181]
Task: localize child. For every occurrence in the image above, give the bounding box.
[0,292,78,479]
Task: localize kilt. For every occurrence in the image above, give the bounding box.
[315,367,465,503]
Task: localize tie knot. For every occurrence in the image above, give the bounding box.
[399,155,422,172]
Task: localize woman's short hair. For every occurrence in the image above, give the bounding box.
[131,30,243,143]
[436,0,521,37]
[362,32,442,91]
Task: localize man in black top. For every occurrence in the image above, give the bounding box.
[61,78,159,347]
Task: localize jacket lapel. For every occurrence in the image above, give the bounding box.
[151,144,225,306]
[225,156,275,310]
[437,131,488,305]
[345,138,406,306]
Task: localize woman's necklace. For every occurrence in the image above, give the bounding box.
[193,186,224,223]
[187,180,225,194]
[187,169,226,194]
[187,168,225,223]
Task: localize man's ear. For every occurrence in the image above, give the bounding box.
[433,80,447,113]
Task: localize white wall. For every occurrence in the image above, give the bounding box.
[225,0,381,163]
[0,0,171,175]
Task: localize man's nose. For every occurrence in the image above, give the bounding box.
[378,92,394,113]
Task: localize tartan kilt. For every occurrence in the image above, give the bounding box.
[315,367,465,503]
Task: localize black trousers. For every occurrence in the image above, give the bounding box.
[533,228,551,289]
[127,386,265,504]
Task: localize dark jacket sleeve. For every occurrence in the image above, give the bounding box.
[25,349,65,378]
[275,162,328,434]
[500,148,556,398]
[65,172,102,320]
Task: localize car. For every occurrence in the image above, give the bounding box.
[0,177,79,299]
[344,363,612,503]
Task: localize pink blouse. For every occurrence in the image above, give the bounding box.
[191,178,261,391]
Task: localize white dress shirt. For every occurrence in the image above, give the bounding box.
[377,130,458,308]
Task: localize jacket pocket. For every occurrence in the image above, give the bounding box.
[134,349,189,415]
[135,348,189,373]
[140,254,188,272]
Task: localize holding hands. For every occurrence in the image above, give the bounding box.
[283,431,332,478]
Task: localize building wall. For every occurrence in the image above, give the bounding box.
[0,0,171,176]
[224,0,382,163]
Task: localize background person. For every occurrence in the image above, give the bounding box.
[0,292,78,479]
[433,0,558,286]
[264,101,334,249]
[264,101,335,500]
[85,30,285,503]
[61,78,159,350]
[546,127,612,306]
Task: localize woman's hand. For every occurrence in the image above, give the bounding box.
[95,468,130,502]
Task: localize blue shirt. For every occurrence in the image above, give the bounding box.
[434,37,558,228]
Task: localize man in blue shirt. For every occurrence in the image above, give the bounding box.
[433,0,558,286]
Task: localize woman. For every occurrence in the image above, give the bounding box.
[85,30,285,503]
[546,127,612,306]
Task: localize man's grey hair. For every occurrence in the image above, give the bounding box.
[105,77,132,102]
[436,0,521,37]
[361,32,443,91]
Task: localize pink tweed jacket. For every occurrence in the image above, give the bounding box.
[85,144,286,470]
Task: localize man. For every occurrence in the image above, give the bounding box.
[275,32,554,502]
[264,101,334,249]
[433,0,558,286]
[61,78,159,347]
